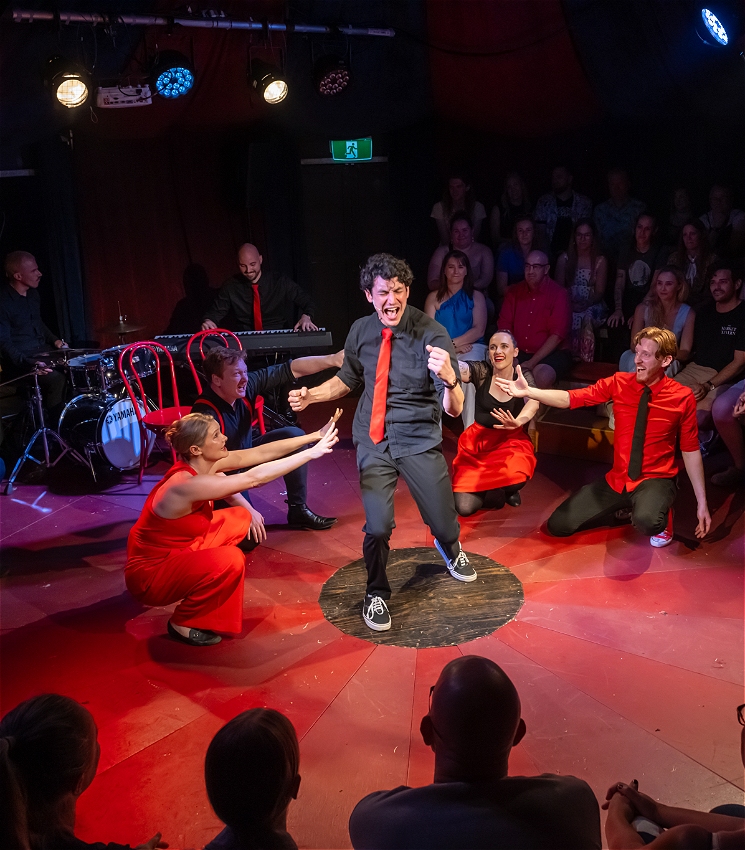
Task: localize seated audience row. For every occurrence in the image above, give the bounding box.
[431,169,745,263]
[3,660,743,850]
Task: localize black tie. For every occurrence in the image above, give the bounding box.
[629,386,652,480]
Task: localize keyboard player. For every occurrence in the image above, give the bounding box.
[201,243,317,333]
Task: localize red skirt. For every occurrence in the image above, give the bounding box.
[452,422,536,493]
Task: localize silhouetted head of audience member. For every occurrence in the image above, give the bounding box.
[607,168,630,205]
[205,708,301,847]
[633,213,658,252]
[449,213,475,251]
[678,218,709,260]
[670,188,693,218]
[0,694,100,850]
[437,250,474,301]
[550,165,573,198]
[708,184,734,218]
[420,656,526,783]
[441,172,475,219]
[524,250,550,289]
[502,173,530,213]
[512,216,535,252]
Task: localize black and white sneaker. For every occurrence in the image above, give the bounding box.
[434,540,477,583]
[362,595,391,631]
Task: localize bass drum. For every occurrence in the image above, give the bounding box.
[58,394,156,470]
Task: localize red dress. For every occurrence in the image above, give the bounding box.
[452,363,537,493]
[126,462,251,633]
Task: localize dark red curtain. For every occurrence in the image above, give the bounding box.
[426,0,601,136]
[74,132,249,347]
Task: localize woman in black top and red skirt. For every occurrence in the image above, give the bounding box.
[452,330,539,516]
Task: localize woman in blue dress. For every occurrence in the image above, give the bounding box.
[425,250,487,427]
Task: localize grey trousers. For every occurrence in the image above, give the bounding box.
[547,476,677,538]
[357,444,460,598]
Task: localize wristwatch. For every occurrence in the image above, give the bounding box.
[703,380,715,393]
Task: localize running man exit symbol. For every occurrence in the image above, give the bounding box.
[345,140,358,158]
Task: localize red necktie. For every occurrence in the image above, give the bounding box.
[369,327,393,444]
[252,284,263,331]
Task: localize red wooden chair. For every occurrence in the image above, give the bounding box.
[185,329,266,435]
[118,342,192,483]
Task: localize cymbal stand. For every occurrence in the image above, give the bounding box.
[3,367,86,495]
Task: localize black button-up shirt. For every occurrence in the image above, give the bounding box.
[203,270,316,331]
[191,361,294,450]
[337,305,459,458]
[0,285,58,370]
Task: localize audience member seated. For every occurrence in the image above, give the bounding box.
[425,250,487,427]
[711,380,745,488]
[592,168,646,267]
[495,216,537,298]
[619,268,694,377]
[555,218,609,362]
[534,165,593,259]
[165,263,215,334]
[0,693,164,850]
[603,702,745,849]
[606,213,668,361]
[674,262,745,443]
[431,173,486,246]
[452,331,538,515]
[666,187,694,246]
[428,214,494,298]
[348,655,602,850]
[204,708,300,850]
[489,171,532,248]
[0,251,69,420]
[498,250,572,388]
[699,184,745,259]
[666,219,717,310]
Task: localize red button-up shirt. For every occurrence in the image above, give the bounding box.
[498,277,571,354]
[568,373,699,493]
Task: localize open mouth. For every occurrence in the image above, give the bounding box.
[383,307,399,320]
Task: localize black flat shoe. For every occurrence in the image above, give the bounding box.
[167,620,221,646]
[505,491,522,508]
[286,504,337,531]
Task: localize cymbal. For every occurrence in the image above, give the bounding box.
[36,347,99,362]
[99,320,146,335]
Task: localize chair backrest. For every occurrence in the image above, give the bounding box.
[118,342,181,424]
[185,329,243,394]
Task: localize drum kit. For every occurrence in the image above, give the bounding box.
[3,341,157,493]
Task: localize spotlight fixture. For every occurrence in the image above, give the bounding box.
[150,51,195,99]
[250,60,288,104]
[46,56,90,108]
[313,55,351,97]
[699,7,729,44]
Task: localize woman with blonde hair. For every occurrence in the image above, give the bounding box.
[125,411,339,646]
[619,267,694,377]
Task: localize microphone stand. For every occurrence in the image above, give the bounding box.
[3,366,86,495]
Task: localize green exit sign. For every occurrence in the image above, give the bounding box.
[330,137,373,161]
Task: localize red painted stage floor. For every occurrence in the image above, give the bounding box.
[1,400,743,849]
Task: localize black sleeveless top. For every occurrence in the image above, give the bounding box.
[468,361,528,429]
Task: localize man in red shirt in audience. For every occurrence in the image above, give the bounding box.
[497,250,572,389]
[495,327,711,548]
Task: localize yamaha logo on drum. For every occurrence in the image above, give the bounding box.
[105,406,137,426]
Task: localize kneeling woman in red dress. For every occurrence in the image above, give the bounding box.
[126,412,339,646]
[452,331,538,516]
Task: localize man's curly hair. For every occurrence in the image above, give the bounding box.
[359,253,414,293]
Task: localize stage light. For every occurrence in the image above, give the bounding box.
[151,51,194,99]
[701,8,729,44]
[250,61,288,104]
[313,55,351,97]
[46,57,90,108]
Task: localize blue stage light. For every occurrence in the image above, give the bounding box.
[701,8,729,45]
[151,52,195,99]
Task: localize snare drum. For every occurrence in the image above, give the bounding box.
[58,394,156,470]
[67,353,105,393]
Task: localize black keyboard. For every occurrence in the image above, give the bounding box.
[154,329,333,357]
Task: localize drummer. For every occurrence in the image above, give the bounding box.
[0,251,68,417]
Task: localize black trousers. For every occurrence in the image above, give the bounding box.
[547,476,677,538]
[358,444,460,598]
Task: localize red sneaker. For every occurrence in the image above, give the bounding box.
[650,510,674,548]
